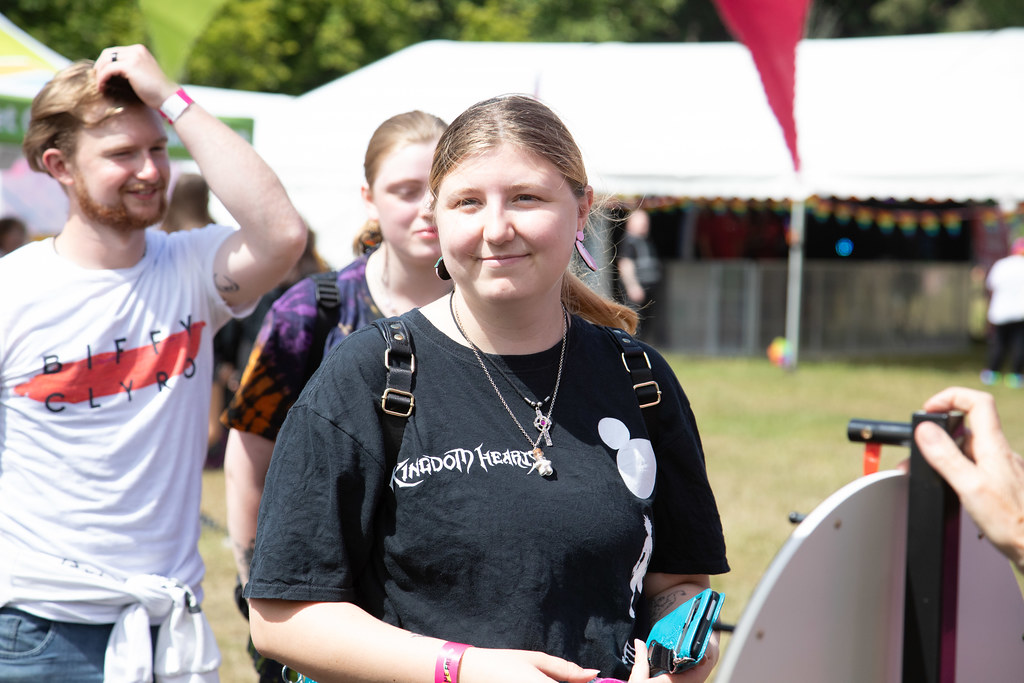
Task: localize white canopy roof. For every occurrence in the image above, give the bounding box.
[3,18,1021,266]
[261,31,1024,266]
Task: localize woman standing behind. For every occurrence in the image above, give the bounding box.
[246,95,728,682]
[221,111,451,681]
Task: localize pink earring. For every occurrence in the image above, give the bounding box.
[575,230,598,271]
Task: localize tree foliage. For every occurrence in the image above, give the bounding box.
[6,0,145,62]
[5,0,1024,95]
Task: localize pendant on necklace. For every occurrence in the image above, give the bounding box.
[531,447,554,477]
[533,407,554,447]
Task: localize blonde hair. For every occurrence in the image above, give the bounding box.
[351,110,448,255]
[429,94,637,334]
[23,60,144,175]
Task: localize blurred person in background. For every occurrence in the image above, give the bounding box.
[617,208,664,345]
[0,216,29,256]
[980,237,1024,388]
[160,172,213,234]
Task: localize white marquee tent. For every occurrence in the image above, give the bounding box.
[258,30,1024,267]
[3,17,1023,269]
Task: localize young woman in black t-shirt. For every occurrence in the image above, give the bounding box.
[246,95,728,683]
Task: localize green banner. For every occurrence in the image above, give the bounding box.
[0,95,33,145]
[165,115,254,159]
[0,94,253,159]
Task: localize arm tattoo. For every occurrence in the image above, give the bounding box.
[649,586,692,622]
[214,273,241,293]
[233,538,256,564]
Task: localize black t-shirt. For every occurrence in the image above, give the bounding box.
[246,310,728,677]
[618,234,661,287]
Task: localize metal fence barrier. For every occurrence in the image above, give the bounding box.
[653,261,972,357]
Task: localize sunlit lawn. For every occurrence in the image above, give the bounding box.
[200,344,1024,682]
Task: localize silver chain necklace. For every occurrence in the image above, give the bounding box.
[450,293,567,477]
[466,342,553,437]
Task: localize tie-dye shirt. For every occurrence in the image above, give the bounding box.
[222,254,382,439]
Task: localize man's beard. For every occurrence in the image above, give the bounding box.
[74,176,167,233]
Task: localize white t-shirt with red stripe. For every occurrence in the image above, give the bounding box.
[0,225,242,623]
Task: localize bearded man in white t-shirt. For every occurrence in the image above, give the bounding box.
[0,45,306,682]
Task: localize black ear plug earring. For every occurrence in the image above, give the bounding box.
[434,257,451,281]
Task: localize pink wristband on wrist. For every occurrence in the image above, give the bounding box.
[434,641,471,683]
[159,88,194,124]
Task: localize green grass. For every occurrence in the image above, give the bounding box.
[199,469,254,683]
[199,344,1024,682]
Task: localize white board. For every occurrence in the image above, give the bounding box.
[715,470,1024,682]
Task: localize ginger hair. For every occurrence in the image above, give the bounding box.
[350,110,448,255]
[23,60,144,176]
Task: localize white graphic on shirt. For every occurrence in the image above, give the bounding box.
[597,417,657,619]
[598,417,657,499]
[14,317,204,413]
[622,638,638,670]
[390,443,543,489]
[629,515,654,618]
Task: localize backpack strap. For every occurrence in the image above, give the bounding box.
[303,270,341,385]
[372,317,415,460]
[605,326,662,442]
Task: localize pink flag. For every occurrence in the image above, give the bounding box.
[712,0,811,171]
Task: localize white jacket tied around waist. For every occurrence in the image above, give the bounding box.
[0,539,220,682]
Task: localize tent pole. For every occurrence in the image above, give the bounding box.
[784,198,806,368]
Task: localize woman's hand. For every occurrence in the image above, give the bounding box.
[626,636,719,683]
[458,647,600,683]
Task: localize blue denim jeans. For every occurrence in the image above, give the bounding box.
[0,605,158,682]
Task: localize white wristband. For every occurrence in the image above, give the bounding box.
[159,88,194,124]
